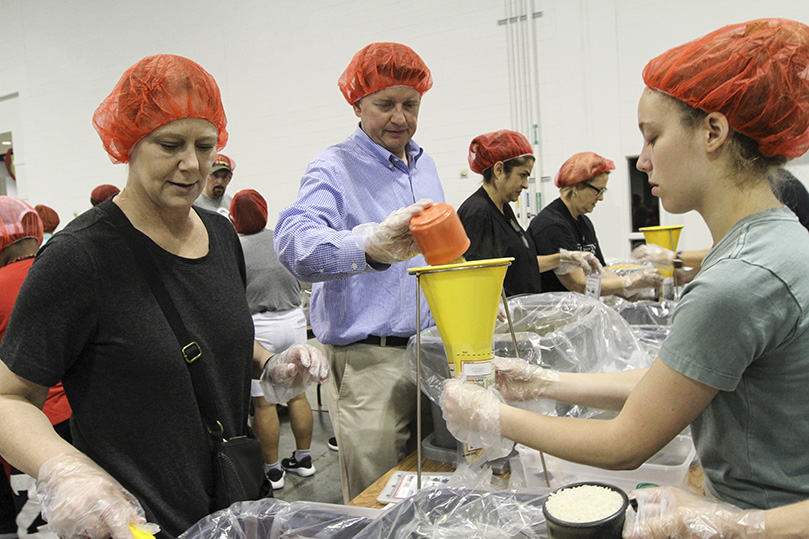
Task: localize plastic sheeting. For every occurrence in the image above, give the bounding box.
[180,488,555,539]
[606,297,675,361]
[354,487,550,539]
[608,297,675,326]
[407,292,657,416]
[179,499,380,539]
[179,293,682,539]
[180,500,284,539]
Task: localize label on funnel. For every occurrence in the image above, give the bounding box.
[462,359,495,390]
[462,361,493,377]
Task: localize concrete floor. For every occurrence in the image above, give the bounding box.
[270,381,344,505]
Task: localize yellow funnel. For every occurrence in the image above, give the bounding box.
[409,258,512,387]
[640,225,683,277]
[410,257,513,463]
[130,525,156,539]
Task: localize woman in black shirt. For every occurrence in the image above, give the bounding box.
[458,131,599,297]
[528,152,662,296]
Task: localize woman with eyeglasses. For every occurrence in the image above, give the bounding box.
[458,131,601,297]
[527,151,662,296]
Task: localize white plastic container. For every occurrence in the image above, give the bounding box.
[519,434,696,493]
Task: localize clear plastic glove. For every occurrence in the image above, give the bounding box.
[36,452,147,539]
[622,267,664,293]
[494,357,559,401]
[632,244,675,267]
[497,302,507,323]
[556,249,604,276]
[624,486,766,539]
[439,378,513,460]
[260,343,330,404]
[351,199,433,264]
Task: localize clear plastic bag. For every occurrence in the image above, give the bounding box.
[179,499,287,539]
[179,499,381,539]
[354,487,551,539]
[407,292,654,418]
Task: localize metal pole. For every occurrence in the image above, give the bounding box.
[501,290,551,488]
[415,273,422,490]
[502,289,519,352]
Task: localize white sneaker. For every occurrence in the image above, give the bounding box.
[266,467,285,490]
[282,454,316,477]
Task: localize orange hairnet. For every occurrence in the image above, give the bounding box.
[338,43,433,105]
[90,184,120,206]
[93,54,228,164]
[555,152,615,188]
[34,204,59,233]
[0,196,43,251]
[468,130,534,175]
[643,18,809,159]
[230,189,268,235]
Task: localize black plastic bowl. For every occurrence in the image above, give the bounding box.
[543,481,629,539]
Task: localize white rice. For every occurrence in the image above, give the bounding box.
[545,484,624,523]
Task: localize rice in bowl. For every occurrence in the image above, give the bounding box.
[544,483,625,523]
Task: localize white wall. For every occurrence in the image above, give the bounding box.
[535,0,809,254]
[0,0,807,256]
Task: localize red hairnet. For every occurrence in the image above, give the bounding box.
[90,184,120,206]
[468,130,534,175]
[338,43,433,105]
[555,152,615,188]
[643,18,809,159]
[0,196,43,251]
[230,189,268,235]
[34,204,59,233]
[93,54,228,164]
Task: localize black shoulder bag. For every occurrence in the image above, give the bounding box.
[98,200,269,509]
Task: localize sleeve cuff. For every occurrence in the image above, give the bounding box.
[337,233,387,273]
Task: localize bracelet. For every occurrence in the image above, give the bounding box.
[675,250,682,261]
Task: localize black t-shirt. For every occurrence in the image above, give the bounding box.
[0,205,254,538]
[457,186,542,297]
[527,197,605,292]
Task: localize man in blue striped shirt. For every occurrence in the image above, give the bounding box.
[275,42,445,502]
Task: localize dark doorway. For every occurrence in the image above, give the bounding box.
[628,156,659,232]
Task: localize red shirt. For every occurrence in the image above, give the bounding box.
[0,257,71,425]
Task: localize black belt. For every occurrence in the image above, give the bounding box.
[353,335,411,347]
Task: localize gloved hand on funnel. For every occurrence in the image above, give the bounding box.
[439,378,513,460]
[494,357,559,401]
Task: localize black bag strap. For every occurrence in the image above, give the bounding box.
[97,199,226,439]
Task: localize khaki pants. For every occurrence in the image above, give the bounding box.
[324,343,425,502]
